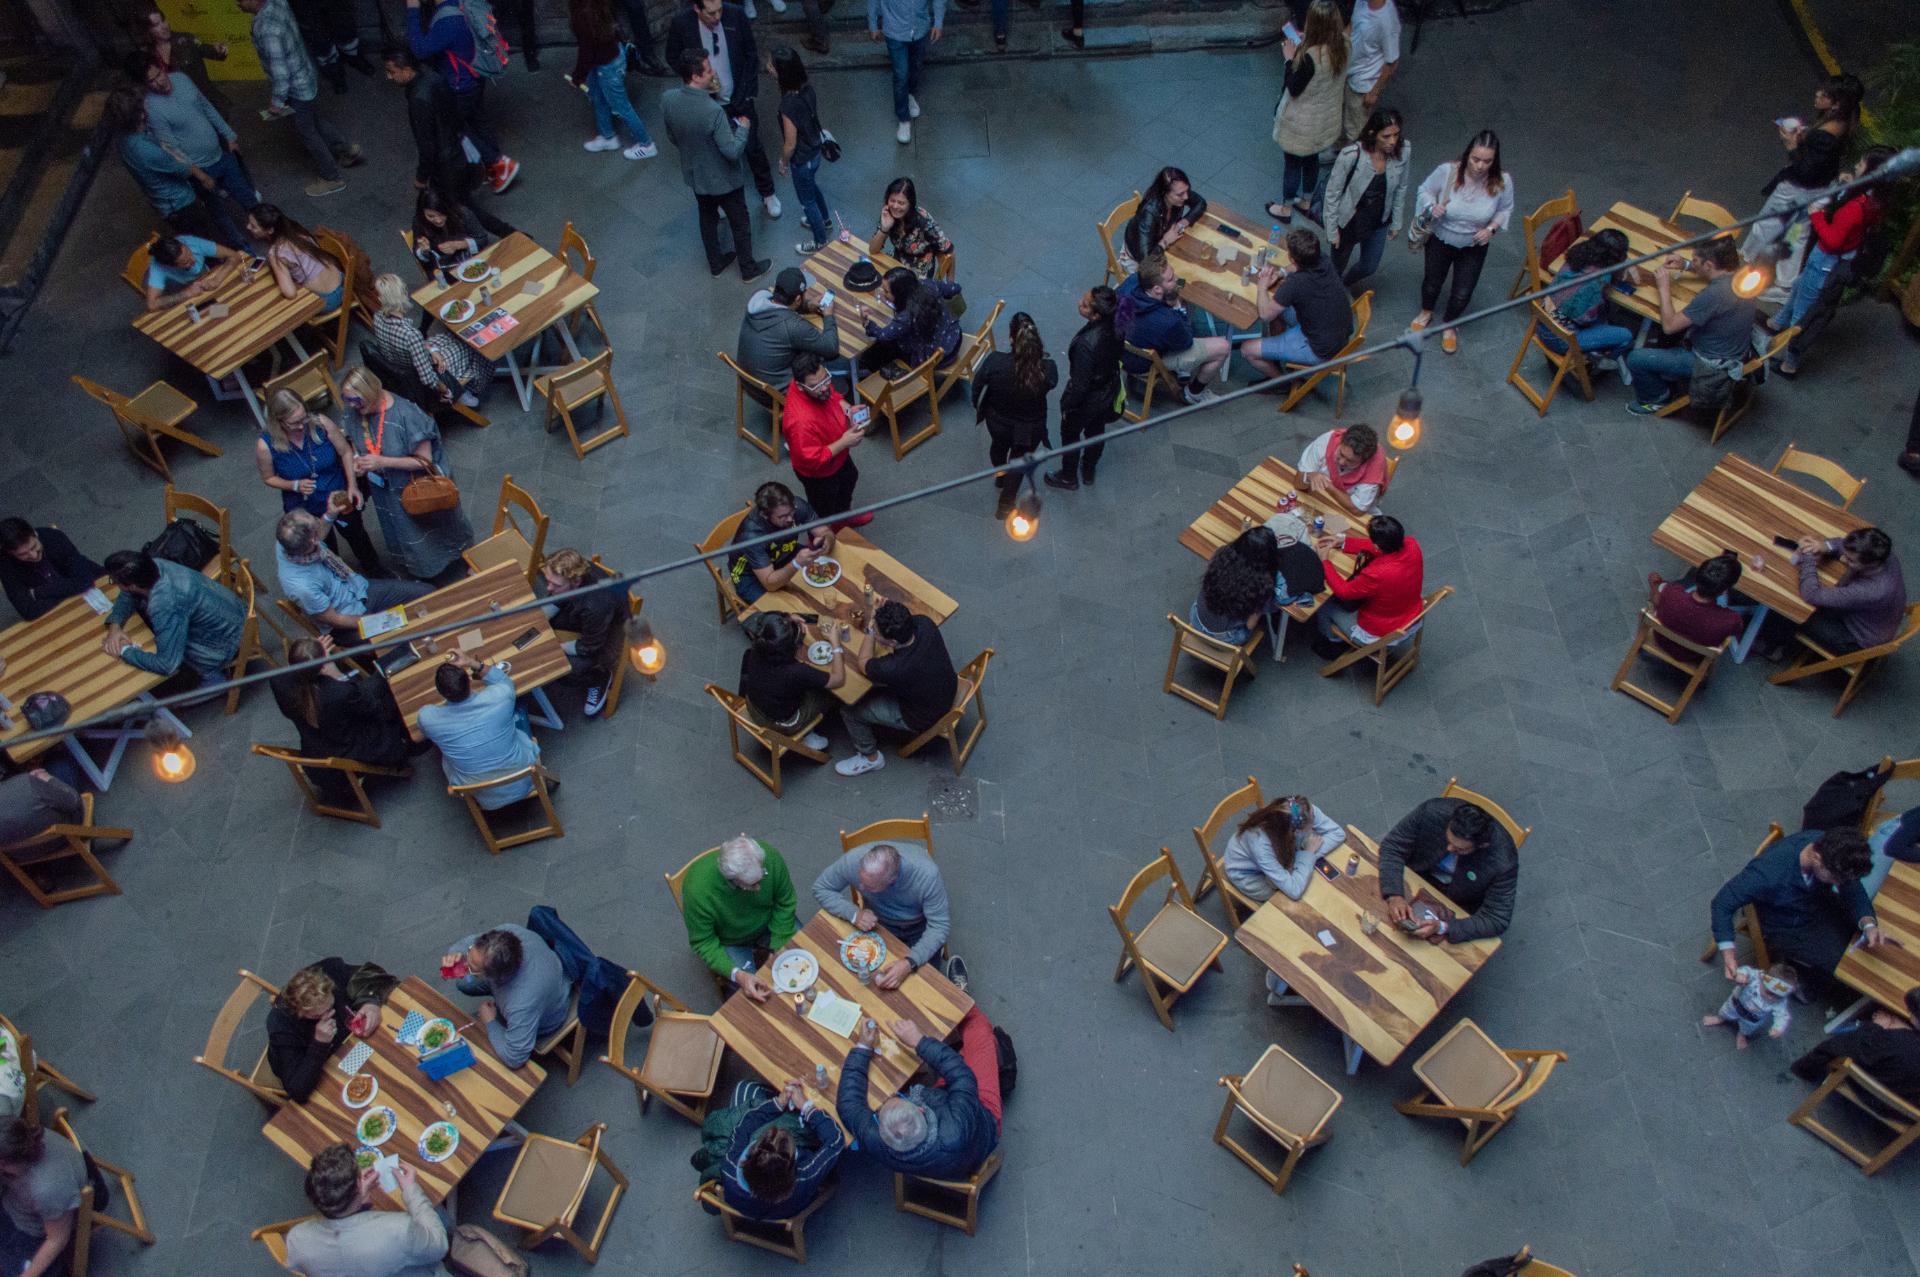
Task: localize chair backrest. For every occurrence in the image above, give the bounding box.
[1440,777,1531,849]
[1863,757,1920,831]
[664,847,720,912]
[164,485,232,571]
[1347,290,1373,346]
[1388,584,1452,640]
[941,299,1004,393]
[123,235,158,294]
[72,375,131,415]
[1771,443,1864,510]
[933,251,956,282]
[1669,190,1737,229]
[874,347,945,411]
[1384,453,1401,487]
[603,969,688,1075]
[1521,190,1577,271]
[1528,298,1581,348]
[560,222,597,284]
[697,506,754,619]
[1634,607,1726,664]
[840,814,933,854]
[1193,776,1263,866]
[194,969,285,1100]
[1110,847,1194,936]
[716,350,780,400]
[1098,191,1141,281]
[263,352,343,411]
[1237,1043,1342,1140]
[951,648,992,714]
[250,1215,318,1269]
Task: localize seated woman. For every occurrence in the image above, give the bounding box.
[1539,228,1636,369]
[1222,793,1348,901]
[1123,165,1208,272]
[371,273,489,408]
[411,184,493,278]
[862,267,962,372]
[1191,526,1282,645]
[739,611,844,749]
[0,1115,87,1277]
[720,1079,846,1221]
[868,177,952,279]
[269,636,415,768]
[264,957,399,1103]
[247,204,345,312]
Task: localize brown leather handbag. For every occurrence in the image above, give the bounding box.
[399,462,461,515]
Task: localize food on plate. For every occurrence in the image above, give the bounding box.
[353,1147,377,1170]
[424,1126,454,1156]
[358,1111,389,1141]
[840,932,885,972]
[803,560,839,586]
[344,1075,375,1105]
[421,1022,453,1051]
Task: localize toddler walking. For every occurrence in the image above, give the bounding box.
[1702,963,1796,1049]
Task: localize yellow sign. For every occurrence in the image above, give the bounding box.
[160,0,263,80]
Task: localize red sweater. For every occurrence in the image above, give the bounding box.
[782,384,852,479]
[1325,535,1424,635]
[1809,192,1882,255]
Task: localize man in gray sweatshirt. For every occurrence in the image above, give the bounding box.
[737,266,840,387]
[812,841,955,989]
[139,61,258,217]
[440,925,572,1068]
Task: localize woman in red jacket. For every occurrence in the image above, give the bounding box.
[782,351,870,523]
[1776,146,1892,367]
[1312,514,1424,657]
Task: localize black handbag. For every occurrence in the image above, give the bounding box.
[142,517,220,570]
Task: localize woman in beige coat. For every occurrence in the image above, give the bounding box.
[1267,1,1347,223]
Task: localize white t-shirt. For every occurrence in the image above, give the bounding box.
[1347,0,1402,92]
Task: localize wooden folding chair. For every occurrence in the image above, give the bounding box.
[1769,601,1920,717]
[599,970,724,1122]
[450,765,564,855]
[219,556,276,714]
[163,484,233,576]
[463,474,549,589]
[1120,341,1180,422]
[492,1122,629,1263]
[1276,290,1372,417]
[308,228,362,368]
[695,1178,836,1262]
[1098,191,1141,287]
[897,648,993,775]
[856,347,944,460]
[1861,757,1920,832]
[932,298,1003,407]
[250,744,410,827]
[585,554,646,720]
[1652,328,1799,444]
[697,504,755,625]
[1213,1044,1342,1193]
[0,1011,95,1122]
[1508,189,1577,297]
[1698,823,1782,968]
[51,1109,155,1277]
[398,226,432,279]
[1109,848,1229,1031]
[72,375,216,482]
[705,683,827,796]
[840,813,933,856]
[262,350,343,413]
[0,793,132,909]
[122,235,157,295]
[1505,300,1594,417]
[894,1148,1003,1235]
[1164,614,1265,718]
[1770,440,1864,510]
[192,968,288,1106]
[1318,585,1453,706]
[933,251,956,282]
[557,221,610,344]
[1394,1019,1566,1165]
[534,988,589,1087]
[1668,190,1738,230]
[1610,608,1730,723]
[1190,776,1265,926]
[249,1214,319,1270]
[663,846,718,912]
[717,351,786,460]
[534,350,630,459]
[1439,777,1532,849]
[1789,1055,1920,1175]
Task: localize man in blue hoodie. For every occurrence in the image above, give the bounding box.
[836,1010,1000,1181]
[1116,250,1230,404]
[405,0,521,193]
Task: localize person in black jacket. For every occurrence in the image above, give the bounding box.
[665,0,780,216]
[1045,285,1122,491]
[971,312,1058,519]
[1792,988,1920,1105]
[540,549,626,716]
[1123,166,1208,269]
[0,520,103,621]
[265,957,396,1102]
[381,46,514,239]
[1742,72,1862,269]
[269,637,415,771]
[1377,797,1519,943]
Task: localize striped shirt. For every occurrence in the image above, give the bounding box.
[250,0,318,105]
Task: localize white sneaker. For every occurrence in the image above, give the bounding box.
[770,0,787,9]
[764,193,783,217]
[1182,382,1218,405]
[743,0,756,14]
[896,121,912,144]
[457,390,480,407]
[583,135,620,152]
[834,752,885,777]
[907,95,921,119]
[801,731,830,750]
[624,141,657,159]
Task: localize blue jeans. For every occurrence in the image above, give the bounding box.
[1188,600,1251,645]
[1782,245,1844,332]
[586,49,652,145]
[1316,600,1383,646]
[1249,308,1315,364]
[1542,322,1634,359]
[790,151,830,246]
[203,150,260,212]
[886,36,927,122]
[722,933,771,974]
[1625,345,1695,405]
[1282,151,1319,203]
[1334,225,1388,284]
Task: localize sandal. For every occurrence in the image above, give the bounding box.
[1442,329,1459,354]
[1264,201,1293,223]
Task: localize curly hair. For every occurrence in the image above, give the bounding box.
[304,1144,362,1218]
[1200,528,1281,621]
[276,963,339,1020]
[1009,312,1048,396]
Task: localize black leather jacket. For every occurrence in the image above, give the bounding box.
[1060,319,1123,425]
[1125,190,1209,263]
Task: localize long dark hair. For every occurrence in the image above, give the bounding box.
[1358,107,1404,159]
[1237,795,1312,870]
[896,276,945,344]
[1563,228,1627,274]
[1815,72,1864,134]
[1083,284,1118,335]
[283,637,327,728]
[568,0,616,44]
[1142,165,1192,242]
[250,203,337,269]
[1451,129,1504,195]
[1201,527,1280,619]
[747,612,802,665]
[772,44,809,94]
[883,177,924,236]
[1008,312,1048,395]
[412,185,472,242]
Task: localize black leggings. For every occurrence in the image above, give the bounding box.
[1907,390,1920,456]
[1419,238,1489,323]
[989,435,1038,489]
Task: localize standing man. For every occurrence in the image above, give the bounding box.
[868,0,943,144]
[137,55,261,219]
[407,0,522,194]
[1343,0,1399,144]
[666,0,781,218]
[381,45,515,237]
[782,352,868,522]
[288,0,374,95]
[241,0,365,198]
[106,87,250,249]
[662,50,770,281]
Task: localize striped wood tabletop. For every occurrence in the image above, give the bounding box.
[0,587,161,765]
[1835,861,1920,1015]
[262,978,546,1206]
[1235,829,1500,1068]
[796,239,909,361]
[381,561,570,740]
[410,233,599,361]
[1178,455,1363,622]
[1583,202,1708,322]
[711,910,974,1133]
[131,266,324,380]
[748,530,959,703]
[1651,453,1866,623]
[1163,201,1266,333]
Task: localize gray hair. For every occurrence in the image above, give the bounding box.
[717,835,766,886]
[858,844,901,886]
[373,272,413,317]
[275,509,322,554]
[876,1098,928,1152]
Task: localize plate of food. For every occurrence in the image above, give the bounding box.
[838,931,887,977]
[801,557,842,589]
[438,297,475,324]
[356,1105,398,1148]
[771,949,819,994]
[352,1145,379,1172]
[341,1073,379,1108]
[417,1018,457,1053]
[807,639,835,666]
[454,259,493,283]
[418,1121,461,1164]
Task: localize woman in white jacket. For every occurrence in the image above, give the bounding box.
[1321,106,1409,289]
[1410,129,1514,354]
[1222,793,1348,902]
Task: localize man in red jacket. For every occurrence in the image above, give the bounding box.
[783,352,871,525]
[1312,513,1423,658]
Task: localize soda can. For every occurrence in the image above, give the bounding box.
[1313,516,1326,535]
[1346,853,1360,876]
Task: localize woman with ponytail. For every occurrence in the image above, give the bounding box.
[970,312,1058,519]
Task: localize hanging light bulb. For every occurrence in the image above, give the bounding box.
[1388,388,1423,450]
[146,721,196,783]
[1731,259,1772,299]
[627,615,665,676]
[1005,487,1042,542]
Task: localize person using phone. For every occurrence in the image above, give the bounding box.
[265,958,400,1102]
[1377,797,1519,943]
[1223,793,1348,907]
[782,352,870,524]
[540,549,626,717]
[725,481,838,604]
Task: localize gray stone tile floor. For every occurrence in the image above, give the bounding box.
[4,0,1919,1272]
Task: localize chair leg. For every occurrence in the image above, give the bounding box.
[37,1060,95,1104]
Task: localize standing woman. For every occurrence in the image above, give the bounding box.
[1743,73,1863,276]
[869,178,953,279]
[1124,165,1208,273]
[1265,0,1346,225]
[774,45,834,256]
[971,313,1059,520]
[1410,129,1513,354]
[338,366,474,582]
[1046,284,1123,491]
[258,389,384,575]
[1322,107,1409,289]
[568,0,657,160]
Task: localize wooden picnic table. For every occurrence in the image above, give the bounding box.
[411,232,599,410]
[747,529,958,703]
[711,910,974,1134]
[1235,829,1501,1073]
[1652,453,1867,625]
[1833,860,1920,1019]
[262,977,546,1207]
[380,561,571,740]
[130,262,322,428]
[1179,455,1363,631]
[1581,201,1709,323]
[796,238,909,364]
[1161,201,1268,333]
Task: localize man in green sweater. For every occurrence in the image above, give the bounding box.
[685,835,799,1001]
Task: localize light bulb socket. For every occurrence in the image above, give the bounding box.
[1388,388,1423,449]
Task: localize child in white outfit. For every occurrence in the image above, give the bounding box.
[1702,963,1795,1049]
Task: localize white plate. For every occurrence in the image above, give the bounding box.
[807,640,835,666]
[418,1121,461,1164]
[439,298,475,323]
[771,949,819,993]
[455,259,493,283]
[417,1018,458,1054]
[341,1074,379,1109]
[801,558,842,590]
[355,1105,398,1147]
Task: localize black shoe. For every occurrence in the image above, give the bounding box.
[1310,636,1348,661]
[1081,461,1096,486]
[741,258,772,282]
[804,35,830,54]
[543,775,561,795]
[994,32,1007,49]
[1043,467,1078,491]
[1060,27,1084,46]
[708,251,737,277]
[1899,451,1920,478]
[524,49,541,70]
[994,492,1016,520]
[941,954,970,992]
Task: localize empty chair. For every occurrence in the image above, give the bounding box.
[1213,1044,1343,1193]
[1318,585,1454,706]
[492,1122,629,1263]
[1394,1019,1566,1165]
[1789,1054,1920,1175]
[249,744,411,828]
[694,1178,836,1263]
[1275,290,1371,417]
[896,648,993,775]
[1769,442,1864,510]
[450,765,565,855]
[1669,190,1738,230]
[893,1148,1004,1235]
[192,969,288,1106]
[1098,191,1142,287]
[599,970,724,1123]
[717,350,786,460]
[533,350,631,459]
[0,792,132,909]
[1610,608,1731,723]
[1108,848,1229,1031]
[72,375,215,481]
[1164,613,1265,718]
[1505,300,1595,417]
[558,222,610,344]
[261,350,344,414]
[1190,776,1265,926]
[463,474,550,588]
[856,347,944,460]
[49,1108,155,1277]
[705,683,827,796]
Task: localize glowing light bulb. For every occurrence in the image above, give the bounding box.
[1731,262,1771,299]
[154,743,196,782]
[627,617,664,675]
[1005,490,1042,542]
[1388,388,1423,450]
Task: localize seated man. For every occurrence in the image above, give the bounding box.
[1648,552,1746,657]
[836,1010,1001,1181]
[284,1144,448,1277]
[1624,236,1757,415]
[684,835,799,1002]
[1377,797,1518,943]
[416,652,542,809]
[834,599,958,778]
[143,231,242,311]
[1295,423,1387,516]
[1710,826,1881,996]
[719,1078,846,1221]
[1237,231,1355,381]
[1117,251,1230,404]
[1789,526,1906,656]
[0,518,103,621]
[540,548,624,716]
[1311,513,1424,660]
[811,840,956,989]
[438,924,571,1069]
[0,1115,87,1277]
[272,511,429,642]
[101,548,245,686]
[1791,988,1920,1105]
[0,769,84,846]
[738,267,839,387]
[725,480,835,605]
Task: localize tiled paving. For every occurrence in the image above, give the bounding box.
[3,0,1918,1273]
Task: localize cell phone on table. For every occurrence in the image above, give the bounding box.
[1771,535,1800,551]
[1217,223,1243,240]
[1315,859,1340,883]
[509,627,539,651]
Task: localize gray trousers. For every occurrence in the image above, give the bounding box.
[842,690,911,756]
[289,95,348,180]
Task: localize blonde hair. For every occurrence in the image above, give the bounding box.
[374,273,413,317]
[277,964,337,1019]
[544,548,589,584]
[265,388,312,452]
[341,366,384,406]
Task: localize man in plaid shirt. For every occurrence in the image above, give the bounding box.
[241,0,365,196]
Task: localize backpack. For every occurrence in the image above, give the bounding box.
[1801,759,1893,832]
[992,1024,1017,1101]
[142,517,219,570]
[433,0,508,79]
[523,906,641,1037]
[1537,210,1584,274]
[1458,1256,1528,1277]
